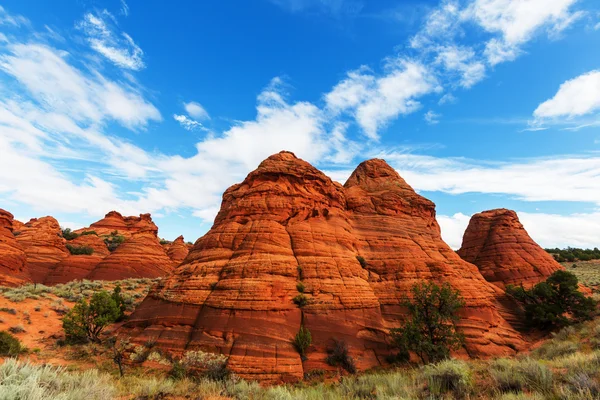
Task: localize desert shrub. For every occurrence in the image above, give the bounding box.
[517,358,554,394]
[104,231,125,252]
[9,325,25,334]
[174,350,229,381]
[293,294,308,307]
[62,291,121,343]
[159,239,170,245]
[111,284,127,321]
[296,281,305,293]
[1,284,52,302]
[391,281,465,364]
[0,331,24,356]
[533,340,579,360]
[66,244,94,255]
[490,358,525,393]
[507,270,598,330]
[293,325,312,360]
[80,230,97,236]
[356,255,367,268]
[423,359,472,398]
[326,339,356,373]
[0,307,17,315]
[0,358,115,399]
[61,228,79,240]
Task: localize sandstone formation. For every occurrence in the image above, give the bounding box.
[74,211,158,237]
[16,216,68,283]
[166,236,189,266]
[457,209,563,289]
[0,209,30,286]
[124,151,525,383]
[44,234,110,285]
[87,232,174,281]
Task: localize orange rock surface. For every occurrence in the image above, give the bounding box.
[87,232,174,281]
[44,234,110,285]
[457,209,563,289]
[15,216,68,283]
[166,236,189,265]
[74,211,158,237]
[0,209,30,286]
[123,151,525,383]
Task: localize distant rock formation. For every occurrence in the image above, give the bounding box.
[123,151,525,383]
[74,211,158,237]
[166,236,189,265]
[0,209,30,286]
[87,232,174,281]
[15,216,68,283]
[457,208,563,289]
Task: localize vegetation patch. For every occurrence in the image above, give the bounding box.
[546,247,600,262]
[293,325,312,360]
[0,331,25,356]
[66,244,94,255]
[293,294,308,307]
[325,339,356,373]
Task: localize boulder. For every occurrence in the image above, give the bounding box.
[74,211,158,237]
[167,236,189,266]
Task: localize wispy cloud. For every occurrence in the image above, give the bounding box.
[173,114,206,131]
[424,110,441,124]
[184,101,210,120]
[0,5,29,27]
[120,0,130,17]
[269,0,363,17]
[78,10,144,70]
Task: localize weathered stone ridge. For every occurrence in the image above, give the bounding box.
[167,236,189,266]
[457,209,563,289]
[74,211,158,237]
[124,151,525,383]
[0,209,30,286]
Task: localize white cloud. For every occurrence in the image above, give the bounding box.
[78,11,144,70]
[434,45,486,88]
[533,70,600,122]
[438,93,457,105]
[120,0,130,17]
[438,212,471,249]
[173,114,205,131]
[424,110,441,124]
[269,0,363,17]
[0,5,29,27]
[184,101,210,120]
[325,59,439,139]
[465,0,582,65]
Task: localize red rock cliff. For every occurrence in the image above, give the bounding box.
[457,208,563,289]
[167,236,189,266]
[0,209,30,286]
[75,211,158,237]
[123,152,525,382]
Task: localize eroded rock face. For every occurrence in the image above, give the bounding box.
[45,234,110,285]
[75,211,158,237]
[16,216,68,283]
[457,209,563,289]
[0,209,30,286]
[167,236,189,266]
[124,151,525,383]
[87,232,174,281]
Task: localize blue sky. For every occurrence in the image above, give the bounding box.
[0,0,599,248]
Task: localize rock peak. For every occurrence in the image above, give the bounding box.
[344,158,411,190]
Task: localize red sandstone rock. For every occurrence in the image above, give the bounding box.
[87,232,174,281]
[123,151,525,383]
[457,209,563,289]
[16,216,68,283]
[0,209,30,286]
[11,219,25,233]
[44,234,110,285]
[167,236,189,266]
[74,211,158,237]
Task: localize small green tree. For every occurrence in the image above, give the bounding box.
[506,270,597,330]
[390,281,465,364]
[62,291,121,343]
[61,228,79,240]
[111,285,127,322]
[293,325,312,360]
[0,331,24,356]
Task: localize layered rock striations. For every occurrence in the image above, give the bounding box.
[166,236,189,266]
[16,216,68,283]
[124,151,525,382]
[0,209,30,286]
[74,211,158,237]
[457,209,563,289]
[87,232,174,281]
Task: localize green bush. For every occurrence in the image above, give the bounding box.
[356,255,367,268]
[326,339,356,373]
[103,231,125,252]
[424,359,472,398]
[66,244,94,255]
[507,270,598,330]
[391,281,465,364]
[296,281,305,293]
[293,325,312,360]
[293,294,308,307]
[62,291,121,343]
[0,331,25,356]
[490,358,525,394]
[80,230,98,236]
[61,228,79,240]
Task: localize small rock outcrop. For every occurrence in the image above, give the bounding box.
[75,211,158,237]
[166,236,189,265]
[0,209,30,286]
[15,216,68,283]
[457,209,563,289]
[87,232,174,281]
[123,152,525,383]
